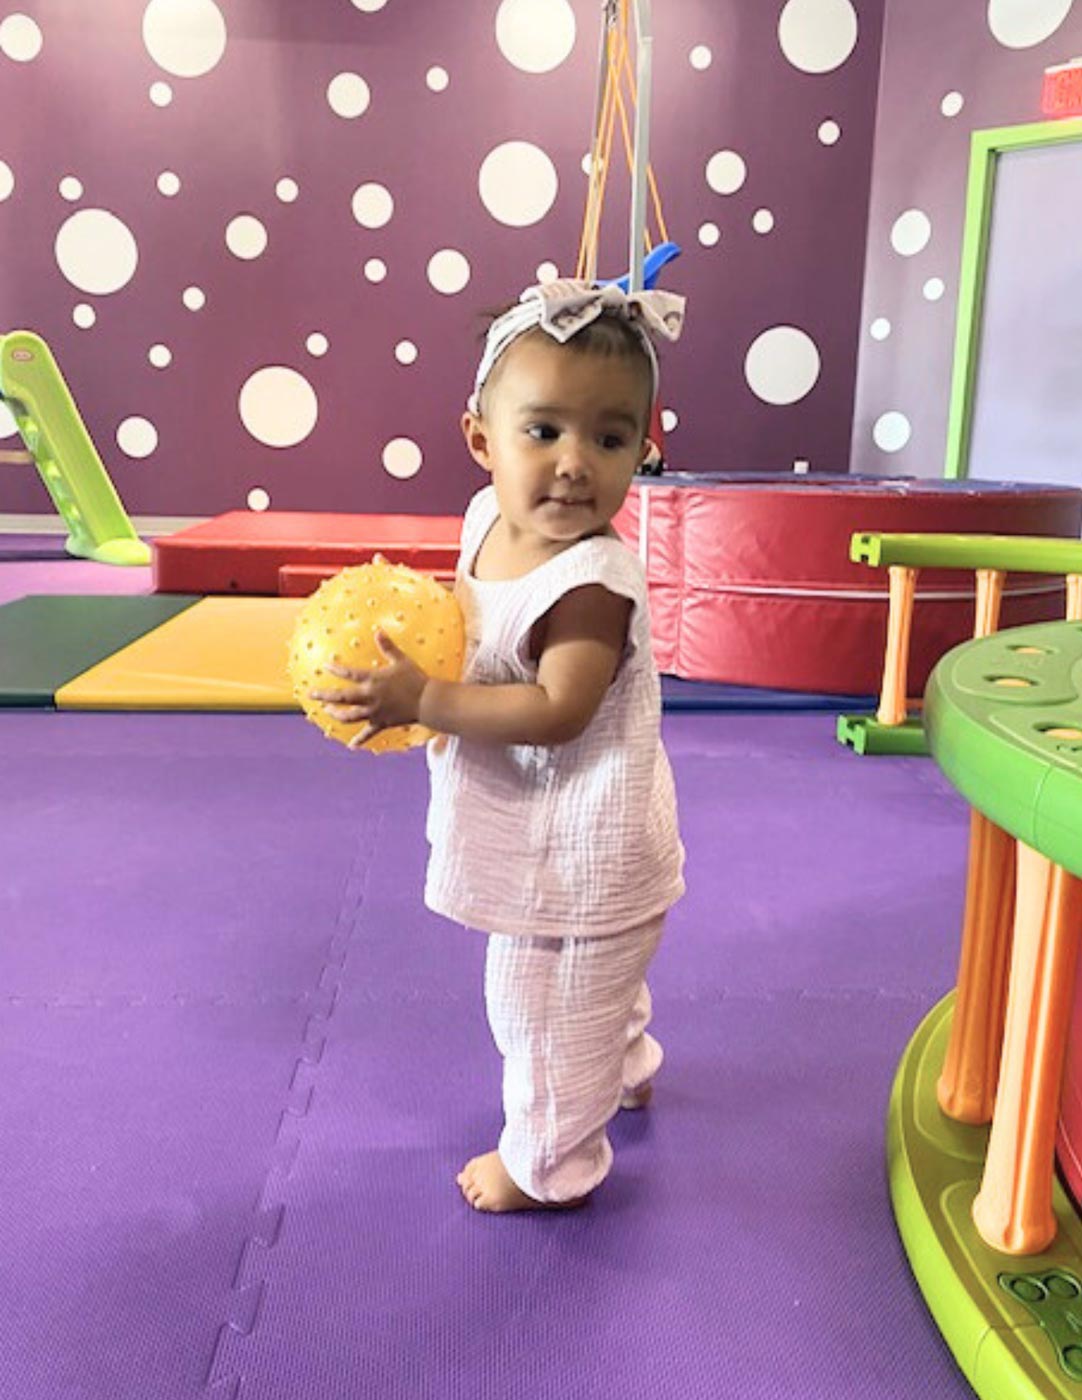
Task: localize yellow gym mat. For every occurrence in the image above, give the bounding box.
[56,596,305,710]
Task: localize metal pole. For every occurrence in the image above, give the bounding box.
[628,0,653,292]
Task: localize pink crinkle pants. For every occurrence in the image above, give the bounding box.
[483,913,666,1203]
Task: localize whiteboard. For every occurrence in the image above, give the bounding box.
[967,140,1082,489]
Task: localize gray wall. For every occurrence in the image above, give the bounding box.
[852,0,1082,477]
[0,0,884,520]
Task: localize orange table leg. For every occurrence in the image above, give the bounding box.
[876,565,917,727]
[973,568,1004,640]
[938,813,1015,1123]
[1067,573,1082,622]
[972,845,1082,1254]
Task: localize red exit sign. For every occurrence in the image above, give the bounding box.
[1042,59,1082,117]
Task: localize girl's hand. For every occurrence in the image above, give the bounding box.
[310,631,428,750]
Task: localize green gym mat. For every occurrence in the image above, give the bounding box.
[889,993,1082,1398]
[0,595,199,707]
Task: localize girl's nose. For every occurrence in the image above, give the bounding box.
[555,439,591,478]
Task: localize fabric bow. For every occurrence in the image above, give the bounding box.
[469,277,686,412]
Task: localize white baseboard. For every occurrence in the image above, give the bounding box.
[0,514,205,536]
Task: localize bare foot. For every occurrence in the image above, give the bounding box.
[620,1082,653,1110]
[456,1151,585,1213]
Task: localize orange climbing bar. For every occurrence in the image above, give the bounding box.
[876,565,917,727]
[972,845,1082,1254]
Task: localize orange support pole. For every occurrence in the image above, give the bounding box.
[1066,573,1082,622]
[973,568,1005,639]
[972,845,1082,1254]
[937,814,1015,1123]
[876,565,918,727]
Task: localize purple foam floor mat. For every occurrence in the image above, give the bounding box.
[0,535,152,605]
[0,709,973,1399]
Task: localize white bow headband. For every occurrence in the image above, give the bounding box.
[468,277,686,414]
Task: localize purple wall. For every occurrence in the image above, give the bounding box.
[0,0,883,521]
[852,0,1082,477]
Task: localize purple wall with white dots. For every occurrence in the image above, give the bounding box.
[852,0,1082,476]
[0,0,886,522]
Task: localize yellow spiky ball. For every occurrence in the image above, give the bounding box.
[288,560,465,753]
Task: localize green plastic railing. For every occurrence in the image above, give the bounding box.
[851,532,1082,576]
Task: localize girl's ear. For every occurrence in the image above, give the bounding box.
[461,411,493,473]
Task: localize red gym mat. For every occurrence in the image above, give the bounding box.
[153,511,462,595]
[613,474,1082,694]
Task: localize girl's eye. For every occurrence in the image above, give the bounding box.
[601,434,627,451]
[527,424,558,441]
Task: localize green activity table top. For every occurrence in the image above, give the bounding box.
[925,620,1082,879]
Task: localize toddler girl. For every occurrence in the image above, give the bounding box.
[315,278,686,1211]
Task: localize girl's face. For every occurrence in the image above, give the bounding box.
[461,334,650,552]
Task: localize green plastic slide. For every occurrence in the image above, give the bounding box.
[0,330,150,565]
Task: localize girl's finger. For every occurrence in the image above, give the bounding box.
[348,723,379,750]
[325,662,368,681]
[375,630,407,662]
[322,704,368,723]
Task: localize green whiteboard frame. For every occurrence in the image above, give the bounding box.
[944,118,1082,479]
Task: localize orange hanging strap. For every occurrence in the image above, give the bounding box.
[576,19,621,279]
[616,23,669,248]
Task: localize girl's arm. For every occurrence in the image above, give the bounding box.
[312,584,632,749]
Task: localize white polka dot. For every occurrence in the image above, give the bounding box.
[0,401,17,437]
[351,0,388,9]
[581,152,594,176]
[182,286,206,311]
[276,177,299,203]
[873,411,911,452]
[0,161,14,201]
[382,437,423,479]
[752,208,775,234]
[818,119,841,145]
[988,0,1073,49]
[351,182,394,229]
[891,208,932,256]
[426,65,449,91]
[226,214,268,260]
[690,45,712,69]
[72,304,95,329]
[327,72,370,119]
[496,0,576,73]
[363,258,387,283]
[149,344,172,368]
[706,150,746,195]
[157,171,181,197]
[479,141,558,226]
[0,14,42,62]
[870,317,891,340]
[149,81,173,107]
[744,326,821,405]
[661,408,679,432]
[247,487,270,511]
[698,222,720,247]
[941,90,964,117]
[58,175,81,202]
[778,0,858,73]
[427,248,470,295]
[306,333,329,357]
[117,416,158,459]
[55,209,138,295]
[239,367,318,448]
[142,0,226,77]
[923,277,946,301]
[394,340,419,365]
[535,261,559,283]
